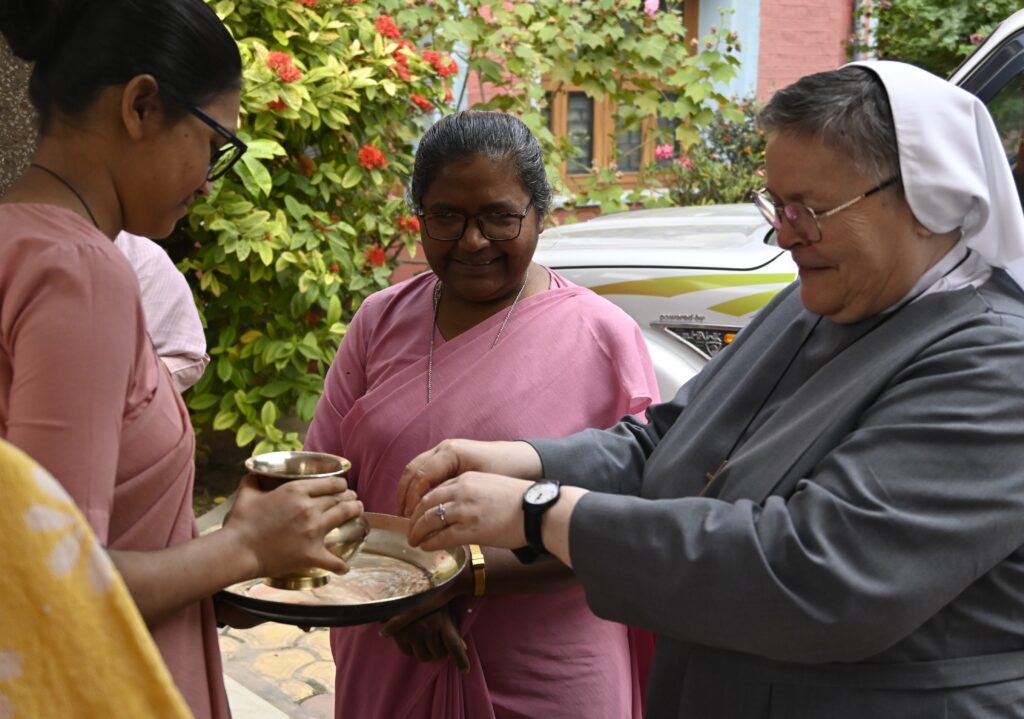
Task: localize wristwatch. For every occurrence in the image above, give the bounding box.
[521,479,561,552]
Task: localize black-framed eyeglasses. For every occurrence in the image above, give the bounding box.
[752,175,900,246]
[189,106,248,181]
[417,201,534,242]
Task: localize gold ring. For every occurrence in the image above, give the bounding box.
[435,502,449,528]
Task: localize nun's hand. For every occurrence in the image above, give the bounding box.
[397,439,543,518]
[407,472,531,551]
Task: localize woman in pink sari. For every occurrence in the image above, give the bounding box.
[0,3,360,717]
[306,111,658,719]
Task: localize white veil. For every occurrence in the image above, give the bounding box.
[849,60,1024,291]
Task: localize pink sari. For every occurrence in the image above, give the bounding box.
[306,270,658,719]
[0,206,228,719]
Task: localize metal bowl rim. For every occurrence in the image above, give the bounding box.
[244,450,352,479]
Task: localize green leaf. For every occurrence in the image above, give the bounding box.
[213,409,239,431]
[258,242,274,266]
[326,294,342,325]
[296,392,320,421]
[236,424,258,447]
[260,400,279,427]
[341,165,364,189]
[188,393,220,411]
[216,356,233,383]
[259,381,292,398]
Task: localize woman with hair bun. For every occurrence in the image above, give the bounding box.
[306,110,657,718]
[0,2,362,717]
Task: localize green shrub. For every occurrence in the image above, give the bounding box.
[652,98,765,206]
[853,0,1021,77]
[180,0,448,453]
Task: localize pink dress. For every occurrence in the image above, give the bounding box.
[306,270,659,719]
[0,205,229,719]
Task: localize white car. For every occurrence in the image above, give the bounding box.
[540,10,1024,400]
[535,204,793,399]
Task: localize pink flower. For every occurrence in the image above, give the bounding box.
[654,144,674,161]
[643,0,659,17]
[970,33,985,45]
[674,155,693,169]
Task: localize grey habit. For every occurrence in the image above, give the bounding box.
[531,271,1024,718]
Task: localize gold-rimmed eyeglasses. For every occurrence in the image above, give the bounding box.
[417,201,534,242]
[189,106,248,182]
[752,175,900,246]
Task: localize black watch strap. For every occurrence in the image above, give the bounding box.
[521,479,560,558]
[511,545,543,564]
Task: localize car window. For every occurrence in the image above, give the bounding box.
[956,26,1024,207]
[985,72,1024,167]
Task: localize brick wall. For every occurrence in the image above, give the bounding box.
[756,0,856,101]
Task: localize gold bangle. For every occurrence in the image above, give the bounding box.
[469,544,486,597]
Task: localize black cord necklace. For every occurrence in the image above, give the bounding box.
[29,163,100,230]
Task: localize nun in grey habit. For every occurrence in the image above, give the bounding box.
[399,60,1024,718]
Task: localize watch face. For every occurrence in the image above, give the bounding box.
[525,481,559,505]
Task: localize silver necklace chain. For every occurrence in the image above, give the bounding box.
[427,268,530,404]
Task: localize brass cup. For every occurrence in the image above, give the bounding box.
[244,451,367,590]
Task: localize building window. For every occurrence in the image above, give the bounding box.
[540,0,698,188]
[616,120,644,173]
[566,92,595,174]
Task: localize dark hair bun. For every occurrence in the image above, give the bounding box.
[0,0,87,63]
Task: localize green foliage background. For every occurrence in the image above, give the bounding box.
[182,0,744,452]
[656,99,766,207]
[855,0,1020,76]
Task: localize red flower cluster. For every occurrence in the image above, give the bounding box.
[296,0,317,6]
[410,94,433,112]
[392,40,414,82]
[266,51,303,83]
[443,83,453,103]
[266,52,291,70]
[358,144,388,169]
[375,15,401,40]
[397,216,421,232]
[278,65,302,83]
[364,245,387,267]
[266,99,288,111]
[421,50,458,78]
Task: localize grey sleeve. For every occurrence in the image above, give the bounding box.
[527,380,690,495]
[567,322,1024,663]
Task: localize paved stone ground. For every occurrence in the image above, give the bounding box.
[220,623,337,719]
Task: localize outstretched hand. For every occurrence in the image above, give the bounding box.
[225,474,363,579]
[407,472,532,551]
[397,439,543,517]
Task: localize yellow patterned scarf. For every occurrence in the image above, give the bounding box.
[0,439,192,718]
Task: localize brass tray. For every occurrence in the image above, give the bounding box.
[216,513,466,627]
